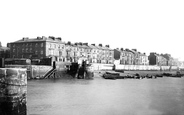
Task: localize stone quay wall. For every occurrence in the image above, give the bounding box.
[5,65,52,79]
[90,63,179,71]
[0,68,27,115]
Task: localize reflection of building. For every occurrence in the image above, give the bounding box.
[0,42,10,59]
[8,36,66,62]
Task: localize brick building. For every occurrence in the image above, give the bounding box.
[8,36,66,62]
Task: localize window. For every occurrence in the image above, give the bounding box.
[41,43,43,47]
[30,48,32,52]
[26,48,28,52]
[41,50,43,54]
[13,49,15,52]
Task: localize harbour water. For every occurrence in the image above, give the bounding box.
[27,74,184,115]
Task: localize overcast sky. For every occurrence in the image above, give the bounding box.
[0,0,184,60]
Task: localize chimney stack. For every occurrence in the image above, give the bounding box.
[22,37,29,41]
[83,43,88,46]
[99,44,102,47]
[79,42,82,45]
[49,36,55,40]
[105,45,109,48]
[132,49,137,52]
[57,37,62,41]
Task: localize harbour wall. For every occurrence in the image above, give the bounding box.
[90,63,179,71]
[5,65,52,79]
[0,68,27,115]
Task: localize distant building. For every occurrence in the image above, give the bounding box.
[161,54,173,66]
[139,53,149,65]
[7,36,66,62]
[114,48,135,65]
[148,53,167,66]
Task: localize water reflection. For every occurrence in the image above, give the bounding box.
[27,76,184,115]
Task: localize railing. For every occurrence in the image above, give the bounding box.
[42,68,57,79]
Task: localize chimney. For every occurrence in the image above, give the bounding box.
[0,42,2,47]
[91,44,95,46]
[42,36,47,40]
[132,49,137,52]
[67,41,71,45]
[57,37,62,41]
[105,45,109,48]
[74,43,78,45]
[99,44,102,47]
[125,48,129,51]
[22,37,29,41]
[37,36,42,39]
[120,48,124,51]
[83,43,88,46]
[79,42,82,45]
[49,36,55,40]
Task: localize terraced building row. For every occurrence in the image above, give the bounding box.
[0,36,182,66]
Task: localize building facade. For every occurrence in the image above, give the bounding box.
[8,36,66,62]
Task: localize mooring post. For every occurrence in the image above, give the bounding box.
[53,61,56,79]
[0,68,27,115]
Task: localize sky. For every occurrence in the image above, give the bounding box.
[0,0,184,61]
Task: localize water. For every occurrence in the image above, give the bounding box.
[27,74,184,115]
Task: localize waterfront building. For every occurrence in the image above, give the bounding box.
[161,54,174,66]
[73,42,92,62]
[105,45,114,64]
[148,53,157,65]
[7,36,66,62]
[88,44,98,63]
[124,49,136,65]
[139,53,149,65]
[148,53,167,66]
[114,48,134,65]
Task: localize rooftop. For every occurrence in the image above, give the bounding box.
[11,36,64,44]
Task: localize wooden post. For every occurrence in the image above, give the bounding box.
[0,68,27,115]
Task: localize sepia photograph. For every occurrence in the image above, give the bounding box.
[0,0,184,115]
